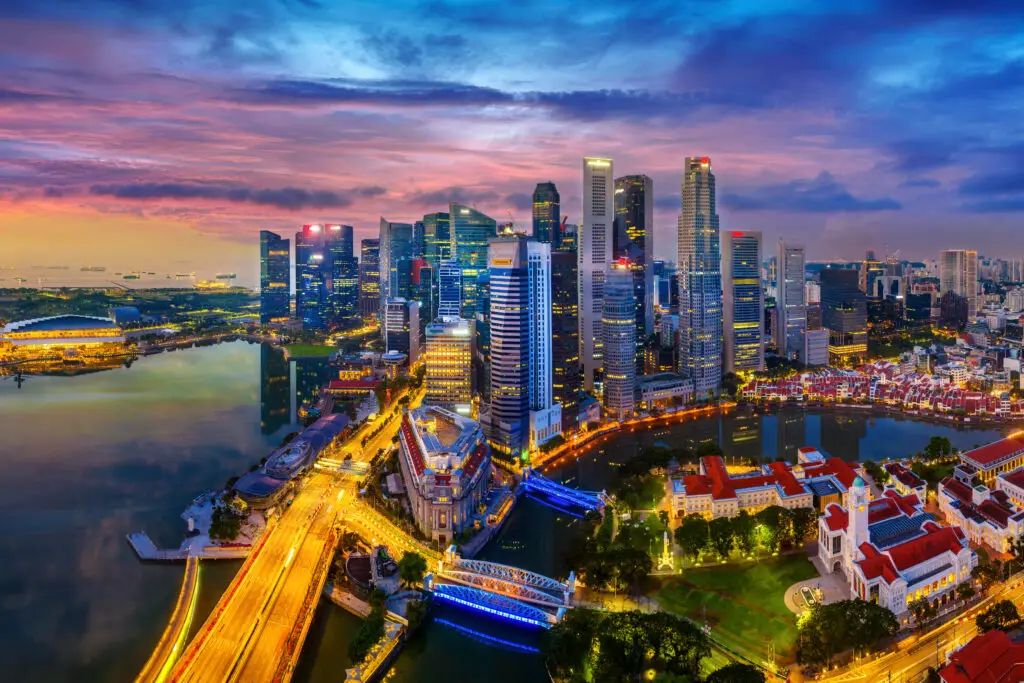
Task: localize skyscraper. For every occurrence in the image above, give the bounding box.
[677,157,722,398]
[295,223,349,330]
[379,218,414,310]
[613,174,655,372]
[327,224,359,328]
[526,240,561,448]
[777,241,806,361]
[551,250,581,432]
[821,268,868,367]
[358,238,380,319]
[602,262,637,418]
[425,317,474,414]
[532,182,560,247]
[423,212,451,270]
[437,259,462,319]
[581,157,614,390]
[384,298,420,363]
[450,203,497,317]
[940,249,979,319]
[260,343,290,434]
[410,259,434,329]
[259,230,290,323]
[722,231,765,373]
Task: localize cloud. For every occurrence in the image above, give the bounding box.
[959,170,1024,196]
[884,141,959,173]
[504,192,532,211]
[88,182,385,210]
[655,194,680,211]
[900,178,941,188]
[405,186,499,207]
[721,172,902,213]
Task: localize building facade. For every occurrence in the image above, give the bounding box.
[450,203,497,318]
[532,182,560,247]
[677,157,723,398]
[384,298,420,363]
[423,212,451,270]
[425,317,474,414]
[777,241,806,361]
[358,238,380,319]
[437,258,462,319]
[722,230,765,373]
[379,219,414,312]
[613,174,655,368]
[259,230,290,323]
[581,157,614,390]
[295,223,352,330]
[940,249,979,319]
[551,250,581,432]
[821,268,868,367]
[602,262,637,418]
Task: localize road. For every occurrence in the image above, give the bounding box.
[136,556,200,683]
[821,578,1024,682]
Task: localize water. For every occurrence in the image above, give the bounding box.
[0,342,1009,682]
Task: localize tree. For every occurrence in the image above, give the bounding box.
[696,442,724,457]
[674,515,710,564]
[790,507,818,544]
[709,517,735,559]
[733,511,757,555]
[398,552,427,589]
[340,531,361,553]
[973,562,1001,594]
[706,663,766,683]
[797,600,898,668]
[347,607,385,663]
[977,600,1020,633]
[956,582,976,604]
[658,509,670,526]
[1009,533,1024,574]
[755,506,787,553]
[722,373,740,399]
[908,597,937,631]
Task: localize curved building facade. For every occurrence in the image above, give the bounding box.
[602,263,637,418]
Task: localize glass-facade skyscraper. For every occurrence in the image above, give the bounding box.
[358,238,380,319]
[722,231,765,372]
[329,224,359,328]
[551,250,581,433]
[613,174,655,372]
[532,182,560,247]
[777,241,806,360]
[437,258,462,318]
[259,230,290,323]
[379,218,415,312]
[821,268,868,367]
[581,157,614,391]
[677,157,722,398]
[449,203,496,318]
[294,223,357,330]
[423,212,451,269]
[602,263,637,418]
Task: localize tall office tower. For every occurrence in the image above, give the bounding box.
[410,259,434,329]
[560,222,578,252]
[721,231,765,373]
[805,280,821,305]
[677,157,722,398]
[437,259,462,318]
[424,317,474,414]
[379,218,414,310]
[450,203,497,317]
[860,254,886,296]
[295,223,347,330]
[602,262,637,418]
[259,230,290,323]
[474,270,491,402]
[484,237,560,458]
[776,241,807,361]
[327,224,359,328]
[613,174,655,372]
[384,298,420,363]
[532,182,561,247]
[260,344,290,435]
[820,268,867,367]
[423,212,451,269]
[413,220,426,260]
[581,157,614,390]
[940,249,979,318]
[551,250,581,433]
[358,238,380,318]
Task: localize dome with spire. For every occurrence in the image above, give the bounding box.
[853,475,866,488]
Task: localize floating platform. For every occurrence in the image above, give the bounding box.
[126,532,251,562]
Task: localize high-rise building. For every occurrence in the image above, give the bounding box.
[423,212,451,269]
[379,218,414,310]
[410,259,434,329]
[821,268,867,367]
[613,174,655,371]
[358,238,380,319]
[327,224,359,328]
[413,220,426,261]
[437,258,462,318]
[804,328,829,367]
[560,222,578,252]
[474,270,491,402]
[532,182,560,247]
[260,343,290,434]
[721,231,764,373]
[450,203,497,317]
[551,250,581,433]
[425,317,474,414]
[384,298,420,363]
[677,157,722,398]
[940,249,979,319]
[259,230,290,323]
[483,236,560,459]
[581,157,614,390]
[777,241,806,361]
[602,262,637,418]
[295,223,350,330]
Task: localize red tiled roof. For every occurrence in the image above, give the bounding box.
[962,435,1024,468]
[328,378,381,391]
[400,415,425,477]
[941,477,973,505]
[882,489,922,517]
[939,629,1024,683]
[858,543,900,584]
[461,443,488,482]
[768,461,807,496]
[823,503,848,531]
[683,475,712,496]
[886,526,967,572]
[885,462,926,490]
[1000,468,1024,490]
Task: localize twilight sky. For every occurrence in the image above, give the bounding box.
[1,0,1023,285]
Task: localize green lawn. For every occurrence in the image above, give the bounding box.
[655,554,816,664]
[283,343,337,358]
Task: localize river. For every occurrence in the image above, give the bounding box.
[0,342,1008,682]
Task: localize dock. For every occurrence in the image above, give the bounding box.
[126,532,251,562]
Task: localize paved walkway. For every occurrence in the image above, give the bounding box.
[784,556,851,615]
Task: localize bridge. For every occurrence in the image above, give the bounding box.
[135,555,200,683]
[520,468,606,515]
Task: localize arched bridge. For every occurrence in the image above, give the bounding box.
[520,468,606,514]
[429,583,563,628]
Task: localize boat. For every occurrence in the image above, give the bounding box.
[174,272,195,279]
[46,265,69,270]
[80,266,106,272]
[215,273,237,280]
[123,273,141,280]
[14,277,26,284]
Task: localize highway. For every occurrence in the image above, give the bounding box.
[136,556,200,683]
[821,578,1024,682]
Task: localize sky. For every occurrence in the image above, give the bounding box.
[1,0,1023,286]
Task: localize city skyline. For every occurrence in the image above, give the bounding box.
[4,2,1024,283]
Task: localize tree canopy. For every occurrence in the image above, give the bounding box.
[398,551,427,589]
[706,663,766,683]
[977,600,1021,633]
[796,599,898,667]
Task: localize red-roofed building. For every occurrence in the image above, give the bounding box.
[885,462,928,500]
[960,434,1024,485]
[940,472,1024,553]
[939,629,1024,683]
[996,467,1024,509]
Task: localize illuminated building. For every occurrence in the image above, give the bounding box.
[423,212,451,270]
[821,268,868,367]
[581,157,613,390]
[531,182,560,247]
[425,317,474,414]
[410,258,434,327]
[940,249,979,319]
[294,223,351,330]
[958,434,1024,486]
[551,250,581,432]
[1,315,125,360]
[437,258,462,318]
[260,344,290,435]
[450,203,497,318]
[259,230,290,323]
[560,222,578,252]
[613,174,655,370]
[803,328,829,367]
[379,219,414,312]
[329,225,360,328]
[776,241,806,361]
[358,238,380,318]
[602,262,636,418]
[397,406,492,546]
[384,298,420,363]
[722,231,764,372]
[677,156,722,398]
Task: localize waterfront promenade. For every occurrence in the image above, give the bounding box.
[135,556,200,683]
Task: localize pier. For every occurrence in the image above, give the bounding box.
[126,532,251,562]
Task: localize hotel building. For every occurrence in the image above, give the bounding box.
[259,230,290,323]
[722,231,765,372]
[425,317,474,414]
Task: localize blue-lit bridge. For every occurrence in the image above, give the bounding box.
[426,546,576,628]
[520,468,606,515]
